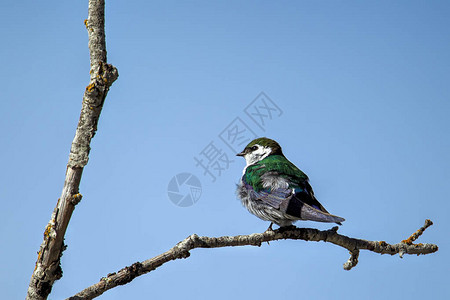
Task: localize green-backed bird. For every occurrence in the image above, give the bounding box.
[237,137,345,229]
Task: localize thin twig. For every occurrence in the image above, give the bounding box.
[26,1,118,299]
[67,220,438,300]
[402,219,433,245]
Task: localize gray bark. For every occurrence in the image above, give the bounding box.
[67,220,437,300]
[26,1,118,299]
[25,2,438,300]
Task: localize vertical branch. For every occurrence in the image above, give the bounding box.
[87,0,107,68]
[26,1,118,299]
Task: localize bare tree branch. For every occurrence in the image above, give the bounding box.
[26,1,118,299]
[25,2,439,300]
[67,220,438,300]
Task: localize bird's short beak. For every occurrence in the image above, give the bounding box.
[236,151,245,157]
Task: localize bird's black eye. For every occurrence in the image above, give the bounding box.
[250,145,258,151]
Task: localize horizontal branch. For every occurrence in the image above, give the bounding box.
[67,219,437,300]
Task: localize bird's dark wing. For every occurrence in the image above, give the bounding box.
[243,155,345,224]
[296,181,329,213]
[250,186,345,224]
[249,186,292,208]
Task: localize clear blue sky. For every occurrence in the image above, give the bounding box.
[1,1,449,299]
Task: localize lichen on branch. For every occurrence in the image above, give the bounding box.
[26,1,118,300]
[67,219,437,300]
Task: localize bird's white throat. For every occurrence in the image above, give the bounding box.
[242,145,272,174]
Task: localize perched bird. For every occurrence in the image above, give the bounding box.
[237,137,345,229]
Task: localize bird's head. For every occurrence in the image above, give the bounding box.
[237,137,283,166]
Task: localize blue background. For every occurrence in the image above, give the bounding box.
[1,1,449,299]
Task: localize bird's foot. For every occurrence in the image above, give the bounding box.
[264,223,275,245]
[265,222,274,233]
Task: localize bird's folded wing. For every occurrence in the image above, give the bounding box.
[250,187,292,209]
[252,188,345,224]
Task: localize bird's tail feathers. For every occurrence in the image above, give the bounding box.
[300,204,345,225]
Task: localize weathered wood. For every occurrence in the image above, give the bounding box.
[26,1,118,299]
[67,220,437,300]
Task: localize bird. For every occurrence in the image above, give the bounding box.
[237,137,345,230]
